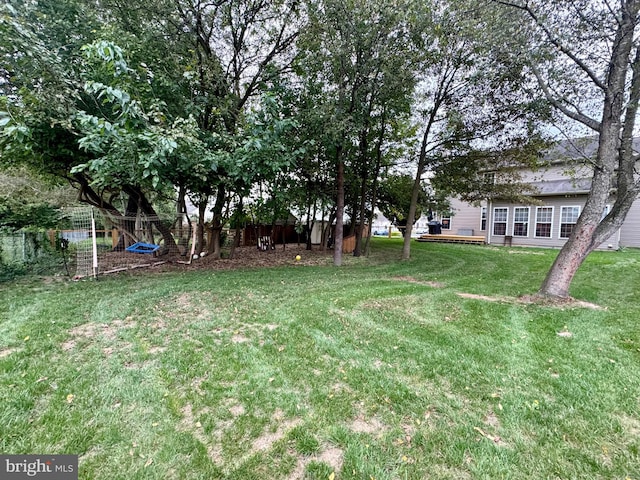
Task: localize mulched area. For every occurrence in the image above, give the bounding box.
[95,244,334,275]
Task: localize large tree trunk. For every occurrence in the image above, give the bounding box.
[538,164,637,297]
[538,2,639,298]
[229,198,243,260]
[113,194,138,251]
[122,185,179,254]
[403,131,430,260]
[403,94,441,260]
[353,151,369,257]
[208,183,226,259]
[333,147,345,266]
[364,108,387,256]
[195,200,207,255]
[305,199,315,251]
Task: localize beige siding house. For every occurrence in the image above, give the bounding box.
[444,138,640,250]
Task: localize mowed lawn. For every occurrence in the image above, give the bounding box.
[1,239,639,479]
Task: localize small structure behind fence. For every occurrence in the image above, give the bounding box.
[0,231,52,265]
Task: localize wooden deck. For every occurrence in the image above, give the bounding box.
[415,234,486,245]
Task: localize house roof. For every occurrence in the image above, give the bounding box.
[529,178,592,196]
[543,136,599,163]
[543,135,640,163]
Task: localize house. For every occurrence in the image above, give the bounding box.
[443,137,640,249]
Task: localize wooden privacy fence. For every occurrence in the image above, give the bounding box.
[342,234,355,253]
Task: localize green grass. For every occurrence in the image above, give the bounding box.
[1,239,639,479]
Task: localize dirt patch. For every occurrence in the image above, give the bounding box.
[95,244,335,277]
[316,447,344,473]
[618,414,640,438]
[252,413,302,452]
[287,446,344,480]
[484,411,501,429]
[178,403,225,466]
[519,294,604,310]
[393,276,445,288]
[229,404,245,417]
[457,292,604,310]
[62,319,136,353]
[190,376,208,397]
[231,334,250,344]
[0,347,18,358]
[350,416,387,436]
[61,339,76,352]
[70,319,136,341]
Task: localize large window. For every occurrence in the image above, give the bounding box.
[513,207,530,237]
[493,207,508,236]
[535,207,553,238]
[481,207,487,231]
[560,206,580,238]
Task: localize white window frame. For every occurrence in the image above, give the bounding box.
[493,207,508,236]
[559,206,581,239]
[512,207,530,237]
[534,206,554,239]
[480,206,487,231]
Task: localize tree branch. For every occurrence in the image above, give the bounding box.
[492,0,608,91]
[530,63,602,131]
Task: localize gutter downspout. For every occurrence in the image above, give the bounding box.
[487,199,492,245]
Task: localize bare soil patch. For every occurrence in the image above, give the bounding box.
[252,411,302,452]
[228,404,245,417]
[288,446,345,480]
[350,415,387,436]
[0,347,18,358]
[457,292,604,310]
[178,403,226,466]
[393,276,445,288]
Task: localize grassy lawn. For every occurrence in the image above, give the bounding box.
[1,239,639,479]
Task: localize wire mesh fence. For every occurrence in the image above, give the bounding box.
[64,207,193,278]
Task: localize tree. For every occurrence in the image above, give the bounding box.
[377,173,434,234]
[298,0,420,265]
[401,0,548,260]
[0,1,178,235]
[492,0,640,298]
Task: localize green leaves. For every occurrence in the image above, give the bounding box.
[81,40,129,76]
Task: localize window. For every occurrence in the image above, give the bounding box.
[483,172,496,185]
[560,206,580,238]
[535,207,553,238]
[493,207,508,236]
[513,207,530,237]
[481,207,487,231]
